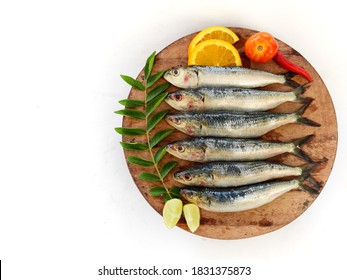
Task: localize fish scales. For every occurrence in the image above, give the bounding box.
[165,86,307,112]
[180,179,304,212]
[163,66,288,89]
[174,161,304,187]
[166,111,299,138]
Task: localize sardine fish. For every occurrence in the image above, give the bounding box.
[165,86,310,112]
[164,66,297,89]
[180,179,319,212]
[166,135,313,162]
[165,104,319,138]
[174,161,317,187]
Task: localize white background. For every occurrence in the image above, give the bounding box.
[1,0,346,279]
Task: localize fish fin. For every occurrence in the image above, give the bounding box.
[292,134,315,162]
[293,84,313,103]
[284,71,301,88]
[297,117,321,127]
[298,158,327,193]
[306,176,324,192]
[295,101,321,127]
[301,161,321,179]
[299,182,321,195]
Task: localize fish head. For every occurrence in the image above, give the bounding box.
[173,169,213,186]
[165,113,201,135]
[165,90,204,111]
[163,67,199,89]
[181,187,210,205]
[166,140,206,162]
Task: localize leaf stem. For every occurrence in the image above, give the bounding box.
[144,86,172,199]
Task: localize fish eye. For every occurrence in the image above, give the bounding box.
[174,93,182,101]
[184,174,192,181]
[177,145,185,153]
[173,118,181,125]
[172,69,180,76]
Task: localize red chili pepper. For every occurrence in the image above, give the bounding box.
[273,51,312,82]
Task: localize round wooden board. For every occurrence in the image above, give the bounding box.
[121,27,337,239]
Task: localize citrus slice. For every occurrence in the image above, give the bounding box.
[188,39,242,67]
[188,26,239,56]
[163,198,183,229]
[183,203,200,233]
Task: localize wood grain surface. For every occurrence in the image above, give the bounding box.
[121,27,337,239]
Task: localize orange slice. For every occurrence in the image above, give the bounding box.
[188,39,242,67]
[188,26,239,56]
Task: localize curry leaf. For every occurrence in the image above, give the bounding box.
[154,146,167,164]
[160,161,178,179]
[146,83,170,103]
[147,70,166,88]
[127,156,153,166]
[145,92,168,117]
[115,127,146,136]
[120,142,148,151]
[147,109,170,132]
[119,99,145,108]
[150,186,166,196]
[120,75,145,91]
[163,193,171,202]
[169,186,181,198]
[144,51,156,80]
[114,109,145,120]
[139,172,160,181]
[149,129,175,148]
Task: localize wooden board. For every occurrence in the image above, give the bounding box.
[121,27,337,239]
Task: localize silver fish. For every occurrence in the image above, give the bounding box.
[166,135,313,162]
[165,86,310,112]
[165,104,320,138]
[180,179,319,212]
[174,161,317,187]
[163,66,297,89]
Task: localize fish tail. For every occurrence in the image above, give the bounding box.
[292,134,314,162]
[293,84,312,103]
[295,101,321,127]
[299,181,322,195]
[298,158,328,193]
[284,71,301,88]
[301,161,321,179]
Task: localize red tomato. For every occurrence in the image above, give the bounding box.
[244,32,278,63]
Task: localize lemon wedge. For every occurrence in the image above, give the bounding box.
[183,203,200,233]
[163,198,183,229]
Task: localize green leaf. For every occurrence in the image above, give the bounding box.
[115,127,146,136]
[150,186,166,196]
[160,161,178,178]
[146,83,170,103]
[147,109,170,132]
[119,99,144,108]
[139,172,160,181]
[114,109,145,120]
[127,156,153,166]
[144,51,156,81]
[120,75,145,91]
[149,129,175,148]
[120,142,148,151]
[154,146,167,164]
[147,70,166,88]
[145,92,168,117]
[163,193,171,202]
[169,186,181,198]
